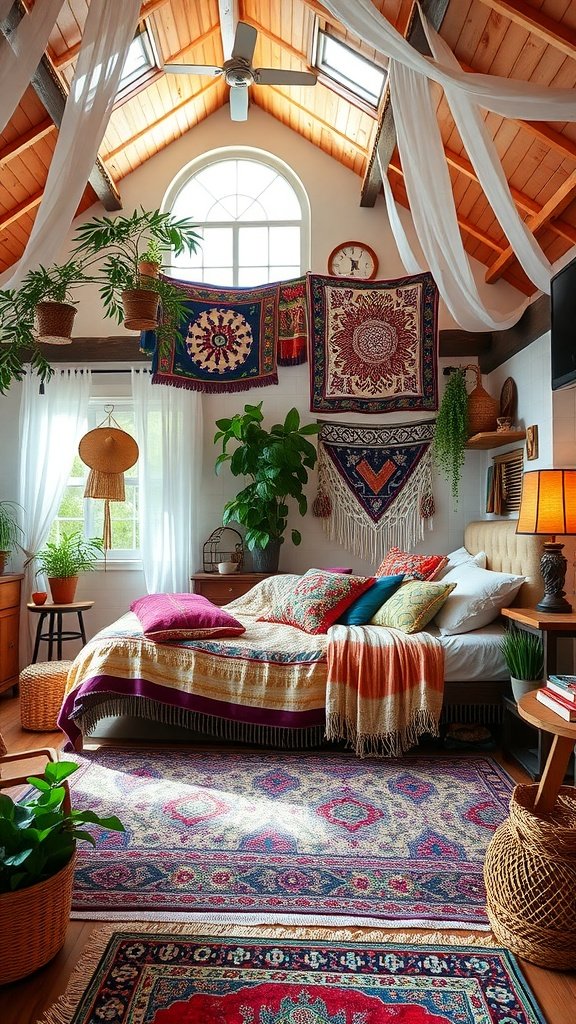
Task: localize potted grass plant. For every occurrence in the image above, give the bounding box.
[500,629,544,702]
[215,403,320,572]
[0,759,124,983]
[0,500,24,575]
[36,530,103,604]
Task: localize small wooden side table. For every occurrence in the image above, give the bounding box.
[501,602,576,678]
[517,690,576,813]
[190,572,276,607]
[28,600,94,662]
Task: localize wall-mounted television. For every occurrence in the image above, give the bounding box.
[551,254,576,391]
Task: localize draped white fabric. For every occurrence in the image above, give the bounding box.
[2,0,141,290]
[390,60,528,331]
[0,0,65,137]
[379,161,423,276]
[131,370,203,594]
[18,368,91,661]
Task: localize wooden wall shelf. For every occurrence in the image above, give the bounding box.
[466,430,526,450]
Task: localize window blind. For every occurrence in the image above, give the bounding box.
[492,447,524,514]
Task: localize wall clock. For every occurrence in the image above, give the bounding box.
[327,240,379,280]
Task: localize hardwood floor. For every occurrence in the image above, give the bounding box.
[1,688,575,1022]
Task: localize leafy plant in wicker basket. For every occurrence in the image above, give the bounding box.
[433,366,469,503]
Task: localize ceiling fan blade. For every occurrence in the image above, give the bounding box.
[229,85,249,121]
[164,63,223,77]
[232,22,257,62]
[255,68,317,86]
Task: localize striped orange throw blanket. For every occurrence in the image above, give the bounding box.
[325,625,445,757]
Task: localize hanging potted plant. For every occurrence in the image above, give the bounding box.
[71,207,201,331]
[138,238,163,281]
[0,288,55,395]
[433,366,469,504]
[35,529,103,604]
[0,759,124,983]
[20,258,91,345]
[0,500,24,575]
[215,403,320,572]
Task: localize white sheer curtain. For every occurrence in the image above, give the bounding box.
[18,368,92,662]
[2,0,141,290]
[132,370,203,594]
[379,160,423,276]
[0,0,65,136]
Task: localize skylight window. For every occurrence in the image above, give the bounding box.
[314,29,386,108]
[115,27,157,104]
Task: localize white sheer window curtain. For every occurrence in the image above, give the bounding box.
[18,368,92,661]
[131,370,203,594]
[1,0,141,290]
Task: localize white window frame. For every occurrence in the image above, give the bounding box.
[313,27,387,111]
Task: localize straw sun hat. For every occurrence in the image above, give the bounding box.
[78,415,139,549]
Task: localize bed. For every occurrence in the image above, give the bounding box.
[58,520,543,753]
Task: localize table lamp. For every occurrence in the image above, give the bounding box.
[516,468,576,613]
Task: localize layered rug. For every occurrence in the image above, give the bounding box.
[68,749,514,928]
[39,924,546,1024]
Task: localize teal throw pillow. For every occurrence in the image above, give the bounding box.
[337,574,405,625]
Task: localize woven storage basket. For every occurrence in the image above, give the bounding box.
[19,660,72,731]
[0,854,75,984]
[484,783,576,968]
[35,300,77,345]
[466,364,499,435]
[121,288,160,330]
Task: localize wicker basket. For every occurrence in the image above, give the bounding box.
[35,300,77,345]
[121,288,160,330]
[484,783,576,968]
[0,854,75,984]
[466,364,499,435]
[19,660,72,731]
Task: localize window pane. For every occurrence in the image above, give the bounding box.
[269,226,300,265]
[204,267,234,286]
[236,160,276,199]
[239,226,268,266]
[270,265,300,281]
[238,267,271,286]
[317,31,386,106]
[202,227,233,266]
[257,176,302,219]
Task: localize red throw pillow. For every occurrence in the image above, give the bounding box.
[130,593,246,641]
[376,547,448,582]
[259,568,375,635]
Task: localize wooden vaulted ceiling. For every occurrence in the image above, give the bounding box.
[0,0,575,302]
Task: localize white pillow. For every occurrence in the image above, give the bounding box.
[435,546,487,579]
[433,562,525,635]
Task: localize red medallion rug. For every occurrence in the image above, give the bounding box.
[39,925,546,1024]
[68,748,513,928]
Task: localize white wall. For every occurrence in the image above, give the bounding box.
[1,106,548,651]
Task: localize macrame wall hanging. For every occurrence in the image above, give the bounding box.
[314,419,435,562]
[78,406,139,551]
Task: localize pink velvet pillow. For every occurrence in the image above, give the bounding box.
[130,593,246,641]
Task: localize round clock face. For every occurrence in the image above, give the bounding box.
[327,241,379,280]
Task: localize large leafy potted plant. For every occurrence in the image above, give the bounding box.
[0,500,24,575]
[500,629,544,703]
[215,403,320,572]
[36,530,103,604]
[0,759,124,983]
[20,258,91,345]
[433,366,469,504]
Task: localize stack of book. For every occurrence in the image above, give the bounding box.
[536,674,576,721]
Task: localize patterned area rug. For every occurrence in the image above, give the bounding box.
[40,925,546,1024]
[69,749,513,927]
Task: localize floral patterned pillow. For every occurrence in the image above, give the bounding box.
[376,547,448,582]
[260,568,375,634]
[370,580,456,633]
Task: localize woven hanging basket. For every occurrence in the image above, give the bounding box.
[0,854,75,984]
[466,364,499,435]
[121,288,160,330]
[484,783,576,969]
[78,421,139,550]
[35,300,77,345]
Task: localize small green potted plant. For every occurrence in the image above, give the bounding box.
[433,366,469,504]
[215,403,320,572]
[0,759,124,983]
[36,529,104,604]
[500,629,544,702]
[21,258,91,344]
[0,500,24,575]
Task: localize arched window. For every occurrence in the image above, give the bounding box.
[163,148,310,287]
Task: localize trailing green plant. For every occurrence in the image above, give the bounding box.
[0,760,123,893]
[499,629,544,681]
[0,500,24,553]
[215,403,320,551]
[0,287,54,394]
[36,530,103,578]
[433,367,469,503]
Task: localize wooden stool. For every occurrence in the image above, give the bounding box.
[28,600,94,662]
[19,660,72,731]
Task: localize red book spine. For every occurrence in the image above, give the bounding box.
[536,687,576,721]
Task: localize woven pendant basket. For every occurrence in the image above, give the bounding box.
[78,415,139,550]
[35,300,77,345]
[466,364,499,435]
[0,854,75,984]
[484,784,576,968]
[121,288,160,330]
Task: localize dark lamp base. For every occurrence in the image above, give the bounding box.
[536,593,573,613]
[537,542,572,614]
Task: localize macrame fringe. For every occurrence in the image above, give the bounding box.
[325,709,440,758]
[151,373,278,392]
[38,922,500,1024]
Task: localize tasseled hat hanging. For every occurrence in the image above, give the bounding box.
[78,406,139,551]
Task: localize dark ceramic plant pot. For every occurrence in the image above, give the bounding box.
[251,541,281,574]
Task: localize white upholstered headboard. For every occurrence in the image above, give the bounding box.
[464,520,543,609]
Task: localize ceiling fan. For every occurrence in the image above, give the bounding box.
[163,20,317,122]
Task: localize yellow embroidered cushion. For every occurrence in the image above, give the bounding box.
[370,580,456,634]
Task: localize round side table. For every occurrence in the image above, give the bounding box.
[517,689,576,813]
[27,600,94,663]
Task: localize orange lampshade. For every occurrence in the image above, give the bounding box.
[516,469,576,536]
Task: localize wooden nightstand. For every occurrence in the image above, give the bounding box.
[0,573,24,695]
[190,572,276,606]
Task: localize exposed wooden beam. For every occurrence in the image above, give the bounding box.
[485,169,576,283]
[478,0,576,61]
[52,0,172,69]
[1,0,121,211]
[0,188,43,230]
[479,293,550,373]
[0,119,55,167]
[522,120,576,163]
[361,0,450,207]
[163,25,220,65]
